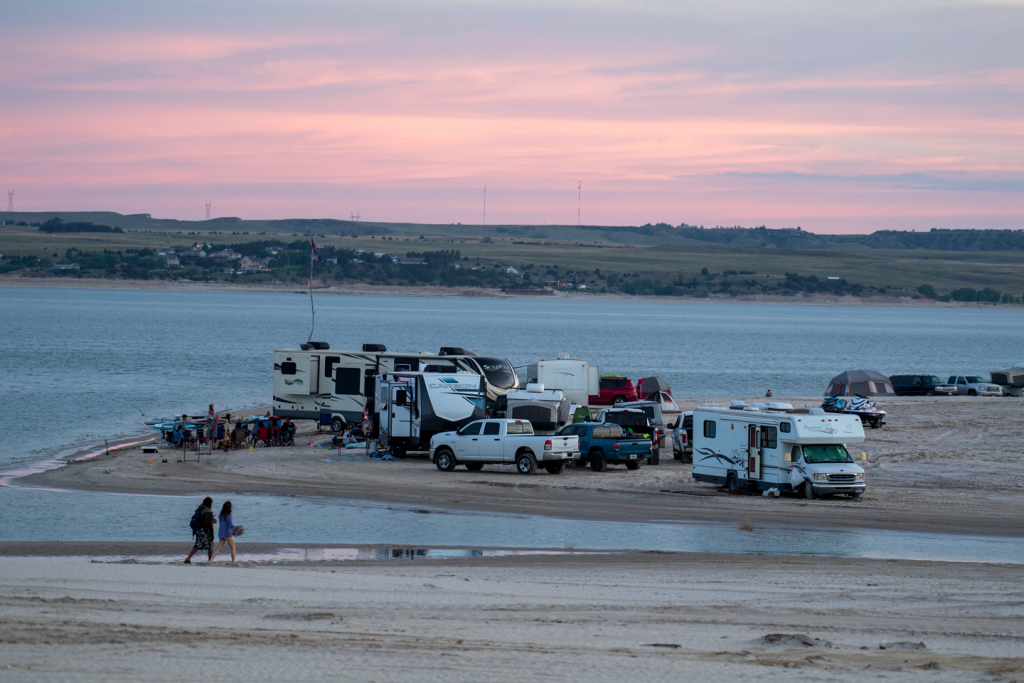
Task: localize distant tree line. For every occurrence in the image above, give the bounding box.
[37,217,123,233]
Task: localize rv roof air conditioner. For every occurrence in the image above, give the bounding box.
[363,343,387,352]
[308,341,330,350]
[766,402,794,411]
[300,344,313,350]
[729,400,746,409]
[808,407,826,415]
[526,383,544,393]
[439,347,479,357]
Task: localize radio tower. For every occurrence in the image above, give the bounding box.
[7,190,13,213]
[205,201,212,221]
[577,179,581,226]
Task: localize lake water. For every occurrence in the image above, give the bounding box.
[1,286,1022,556]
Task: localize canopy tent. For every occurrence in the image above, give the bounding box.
[638,376,672,395]
[825,370,894,397]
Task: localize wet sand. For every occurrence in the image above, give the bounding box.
[20,395,1024,538]
[1,549,1021,682]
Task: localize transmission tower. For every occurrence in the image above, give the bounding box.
[7,190,13,213]
[350,212,360,222]
[205,201,212,221]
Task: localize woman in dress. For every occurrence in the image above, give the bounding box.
[211,501,238,562]
[184,497,216,564]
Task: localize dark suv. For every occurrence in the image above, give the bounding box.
[889,374,957,396]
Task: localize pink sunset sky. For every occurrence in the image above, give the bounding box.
[1,0,1022,232]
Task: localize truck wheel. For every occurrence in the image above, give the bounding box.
[968,389,976,396]
[850,491,862,499]
[650,448,660,466]
[544,462,566,475]
[465,463,484,472]
[625,460,640,470]
[589,451,607,472]
[331,416,345,433]
[516,451,537,475]
[435,448,457,472]
[802,481,815,499]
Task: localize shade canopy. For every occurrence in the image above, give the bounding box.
[638,376,671,394]
[825,370,894,397]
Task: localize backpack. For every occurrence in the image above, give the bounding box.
[189,506,207,535]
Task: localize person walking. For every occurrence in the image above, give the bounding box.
[205,404,218,448]
[211,501,240,563]
[184,497,217,564]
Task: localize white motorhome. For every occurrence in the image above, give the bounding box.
[375,371,487,457]
[692,401,866,499]
[523,355,599,406]
[272,343,518,431]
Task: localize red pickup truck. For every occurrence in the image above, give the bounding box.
[588,375,639,405]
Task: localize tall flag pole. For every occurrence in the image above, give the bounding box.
[308,238,324,342]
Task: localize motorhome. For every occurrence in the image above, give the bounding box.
[691,401,866,499]
[522,355,599,406]
[272,343,518,430]
[499,384,571,433]
[375,371,487,457]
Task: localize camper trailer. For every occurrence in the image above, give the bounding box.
[375,371,487,457]
[501,384,571,433]
[692,401,866,499]
[272,343,518,431]
[523,355,599,406]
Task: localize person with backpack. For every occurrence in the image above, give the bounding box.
[184,497,216,564]
[211,501,242,563]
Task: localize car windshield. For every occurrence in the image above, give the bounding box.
[802,445,851,463]
[965,376,986,383]
[476,358,517,389]
[605,413,649,429]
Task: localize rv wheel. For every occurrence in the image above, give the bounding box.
[727,474,739,492]
[516,451,537,475]
[435,448,457,472]
[802,481,815,499]
[331,416,344,433]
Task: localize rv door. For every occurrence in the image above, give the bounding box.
[747,425,761,480]
[390,385,413,438]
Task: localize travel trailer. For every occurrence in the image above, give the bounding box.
[691,401,866,499]
[272,343,518,430]
[374,371,487,457]
[522,355,599,406]
[501,384,571,433]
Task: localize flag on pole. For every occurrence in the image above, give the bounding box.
[311,238,324,263]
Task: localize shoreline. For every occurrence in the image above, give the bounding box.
[1,275,1007,308]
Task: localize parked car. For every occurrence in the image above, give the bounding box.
[889,374,957,396]
[947,375,1003,396]
[592,408,660,464]
[615,400,670,450]
[588,375,639,405]
[671,412,693,462]
[429,419,579,475]
[556,422,652,471]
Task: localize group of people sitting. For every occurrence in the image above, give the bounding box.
[166,410,297,450]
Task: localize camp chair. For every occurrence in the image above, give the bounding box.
[254,425,270,447]
[317,411,332,433]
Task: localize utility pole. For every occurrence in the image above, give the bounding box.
[577,179,581,226]
[205,201,211,221]
[7,190,13,213]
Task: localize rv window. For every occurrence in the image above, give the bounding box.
[703,420,716,438]
[459,422,482,436]
[761,426,777,449]
[324,356,340,378]
[475,358,517,390]
[281,362,297,375]
[483,422,501,436]
[779,422,791,433]
[335,368,361,396]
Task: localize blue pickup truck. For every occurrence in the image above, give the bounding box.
[555,422,652,472]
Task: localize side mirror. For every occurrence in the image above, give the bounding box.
[860,452,867,461]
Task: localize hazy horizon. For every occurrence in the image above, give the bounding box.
[1,0,1022,233]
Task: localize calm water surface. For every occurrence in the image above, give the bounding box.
[1,286,1022,554]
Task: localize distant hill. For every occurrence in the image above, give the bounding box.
[3,211,1023,251]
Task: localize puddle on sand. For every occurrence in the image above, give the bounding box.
[6,547,579,564]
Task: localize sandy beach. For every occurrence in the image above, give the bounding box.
[20,395,1024,538]
[1,548,1021,682]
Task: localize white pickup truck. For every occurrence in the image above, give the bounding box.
[430,418,579,475]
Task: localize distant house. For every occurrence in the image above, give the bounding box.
[505,267,520,276]
[53,263,81,270]
[240,256,271,272]
[209,249,241,262]
[165,254,180,266]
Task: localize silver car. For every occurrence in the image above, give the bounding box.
[947,375,1003,396]
[671,412,693,463]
